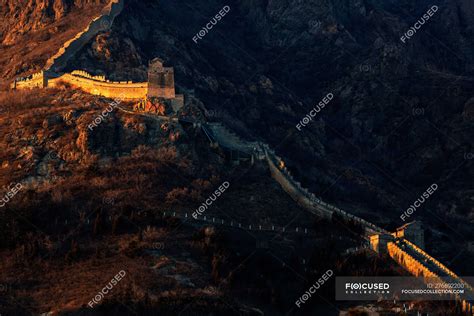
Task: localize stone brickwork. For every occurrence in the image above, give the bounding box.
[261,145,473,314]
[48,72,148,100]
[11,71,47,89]
[147,58,176,99]
[387,239,474,315]
[369,233,393,253]
[393,221,425,249]
[264,145,389,235]
[10,0,184,105]
[13,67,184,103]
[71,70,106,82]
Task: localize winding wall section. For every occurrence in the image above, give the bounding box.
[48,73,147,99]
[44,0,125,72]
[206,126,473,314]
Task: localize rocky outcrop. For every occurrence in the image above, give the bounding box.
[0,0,108,45]
[74,0,473,243]
[44,0,124,72]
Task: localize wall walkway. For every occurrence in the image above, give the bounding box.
[48,73,147,99]
[204,126,474,314]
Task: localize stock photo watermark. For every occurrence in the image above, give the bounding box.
[400,183,438,221]
[192,5,231,43]
[412,107,425,116]
[192,181,230,219]
[0,182,23,208]
[296,93,333,131]
[88,270,127,308]
[88,93,125,131]
[152,242,165,250]
[0,283,9,293]
[295,269,333,308]
[400,5,439,43]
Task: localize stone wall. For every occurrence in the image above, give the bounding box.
[44,0,125,72]
[11,71,46,89]
[263,145,389,236]
[388,241,438,277]
[403,239,461,279]
[48,73,148,99]
[71,70,106,81]
[12,68,185,101]
[148,67,176,99]
[388,241,474,315]
[265,146,332,219]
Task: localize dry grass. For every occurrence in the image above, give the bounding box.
[0,2,107,80]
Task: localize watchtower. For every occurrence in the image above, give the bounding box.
[393,221,424,249]
[147,58,176,99]
[369,233,393,254]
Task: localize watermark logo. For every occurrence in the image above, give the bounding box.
[400,5,439,43]
[0,283,8,293]
[192,5,231,43]
[412,107,425,116]
[49,151,60,160]
[192,181,230,219]
[400,183,438,221]
[0,182,23,208]
[88,93,125,131]
[204,109,226,119]
[102,196,115,205]
[152,242,165,250]
[336,276,472,301]
[308,20,322,35]
[295,269,333,308]
[359,64,372,73]
[100,17,111,29]
[345,282,390,294]
[88,270,126,308]
[296,93,333,131]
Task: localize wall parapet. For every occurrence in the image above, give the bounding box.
[71,70,106,81]
[11,71,47,89]
[263,146,389,236]
[388,240,474,315]
[404,239,469,285]
[48,73,148,100]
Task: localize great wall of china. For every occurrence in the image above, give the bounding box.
[45,0,125,73]
[9,0,474,313]
[9,0,184,103]
[203,124,474,313]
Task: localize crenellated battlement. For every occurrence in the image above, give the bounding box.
[71,70,106,82]
[9,0,184,105]
[12,63,183,103]
[264,145,388,235]
[10,71,47,89]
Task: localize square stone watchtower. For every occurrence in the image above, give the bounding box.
[393,221,425,249]
[369,233,393,254]
[147,58,176,99]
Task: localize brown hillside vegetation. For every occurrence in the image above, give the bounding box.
[0,86,397,315]
[0,0,108,85]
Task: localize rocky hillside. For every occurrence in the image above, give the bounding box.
[0,0,473,314]
[66,0,474,260]
[0,0,107,85]
[0,85,383,315]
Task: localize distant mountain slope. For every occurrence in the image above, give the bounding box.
[64,0,473,262]
[0,0,107,86]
